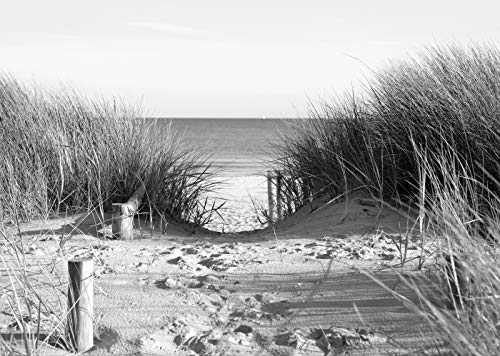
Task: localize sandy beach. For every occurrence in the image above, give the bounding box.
[0,193,445,356]
[203,176,269,233]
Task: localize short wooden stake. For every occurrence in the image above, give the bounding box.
[67,257,93,353]
[112,185,146,240]
[276,173,283,221]
[112,203,134,239]
[267,171,275,223]
[286,182,293,214]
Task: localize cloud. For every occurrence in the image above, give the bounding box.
[128,21,208,37]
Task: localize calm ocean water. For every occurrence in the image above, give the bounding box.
[165,118,289,176]
[143,118,293,231]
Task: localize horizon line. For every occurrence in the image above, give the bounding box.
[143,116,306,120]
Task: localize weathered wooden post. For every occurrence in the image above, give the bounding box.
[285,175,293,214]
[112,185,146,239]
[301,178,313,204]
[267,171,275,223]
[67,257,93,352]
[112,203,133,239]
[276,172,283,221]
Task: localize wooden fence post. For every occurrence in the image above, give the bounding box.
[267,171,275,223]
[112,203,134,239]
[112,185,146,239]
[286,176,293,215]
[67,257,93,352]
[276,173,283,221]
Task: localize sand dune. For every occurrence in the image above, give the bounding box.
[0,190,446,356]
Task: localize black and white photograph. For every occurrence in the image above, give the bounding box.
[1,1,499,355]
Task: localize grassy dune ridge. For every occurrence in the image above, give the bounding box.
[277,44,500,206]
[276,43,500,355]
[0,75,220,226]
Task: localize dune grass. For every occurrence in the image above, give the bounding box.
[1,227,74,354]
[275,43,500,354]
[410,146,499,355]
[0,75,225,354]
[365,144,500,355]
[0,74,222,228]
[276,44,500,208]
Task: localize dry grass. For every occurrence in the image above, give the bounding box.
[0,75,225,354]
[0,226,76,354]
[369,147,500,355]
[275,43,500,209]
[0,74,222,227]
[276,43,500,355]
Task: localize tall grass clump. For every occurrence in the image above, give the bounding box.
[371,145,500,355]
[1,227,74,354]
[276,43,500,209]
[275,96,380,205]
[0,75,222,353]
[0,74,220,227]
[368,44,500,207]
[423,148,499,355]
[276,43,500,354]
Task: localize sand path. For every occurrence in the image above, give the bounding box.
[1,197,444,355]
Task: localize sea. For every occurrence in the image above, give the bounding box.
[147,118,293,232]
[168,118,287,176]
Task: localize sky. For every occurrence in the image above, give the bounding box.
[1,1,499,118]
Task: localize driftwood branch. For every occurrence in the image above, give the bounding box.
[125,185,146,214]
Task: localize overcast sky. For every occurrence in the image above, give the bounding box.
[1,1,499,117]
